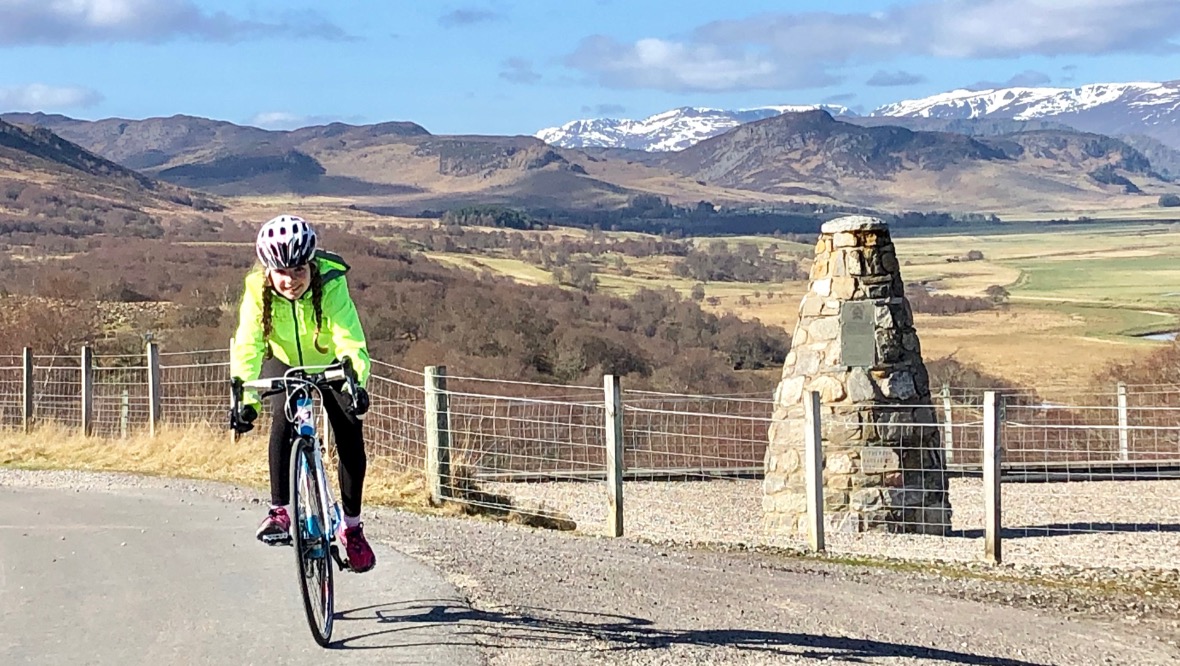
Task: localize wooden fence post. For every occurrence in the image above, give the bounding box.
[1117,382,1129,462]
[146,342,161,437]
[803,390,825,553]
[984,390,1003,564]
[120,389,130,439]
[604,374,625,537]
[81,346,93,436]
[941,383,955,464]
[424,366,452,504]
[21,347,33,433]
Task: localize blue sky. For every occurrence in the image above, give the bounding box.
[2,0,1180,135]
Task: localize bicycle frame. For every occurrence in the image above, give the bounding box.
[230,361,361,645]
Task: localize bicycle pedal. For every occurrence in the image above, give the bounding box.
[330,544,350,571]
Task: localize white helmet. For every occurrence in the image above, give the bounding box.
[255,214,317,269]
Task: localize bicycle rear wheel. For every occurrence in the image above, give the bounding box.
[290,438,335,646]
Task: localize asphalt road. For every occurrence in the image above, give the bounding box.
[0,485,482,665]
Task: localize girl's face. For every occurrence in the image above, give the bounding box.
[269,264,311,300]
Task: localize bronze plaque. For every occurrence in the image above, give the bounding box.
[839,301,876,367]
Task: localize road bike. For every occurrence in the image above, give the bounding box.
[231,360,362,647]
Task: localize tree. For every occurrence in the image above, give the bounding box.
[984,285,1010,304]
[690,283,706,301]
[1160,194,1180,208]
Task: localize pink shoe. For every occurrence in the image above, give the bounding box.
[338,523,376,572]
[256,507,291,545]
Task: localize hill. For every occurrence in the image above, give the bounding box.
[5,110,1180,217]
[656,110,1176,212]
[0,118,218,236]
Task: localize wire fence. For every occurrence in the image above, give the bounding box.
[2,346,1178,569]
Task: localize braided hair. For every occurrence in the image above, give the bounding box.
[260,260,329,357]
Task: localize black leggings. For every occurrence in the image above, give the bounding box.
[263,357,367,517]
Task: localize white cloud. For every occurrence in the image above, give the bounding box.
[0,0,351,45]
[0,83,103,110]
[565,0,1180,92]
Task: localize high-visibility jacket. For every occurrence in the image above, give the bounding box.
[230,250,370,408]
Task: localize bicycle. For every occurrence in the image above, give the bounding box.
[230,359,364,647]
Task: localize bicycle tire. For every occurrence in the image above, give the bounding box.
[290,437,335,646]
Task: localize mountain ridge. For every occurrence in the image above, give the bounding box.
[536,80,1180,152]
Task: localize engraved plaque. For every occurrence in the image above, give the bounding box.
[861,447,900,474]
[839,301,876,367]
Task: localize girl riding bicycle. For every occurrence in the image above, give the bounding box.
[229,214,376,573]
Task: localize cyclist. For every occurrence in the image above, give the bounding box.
[228,214,376,573]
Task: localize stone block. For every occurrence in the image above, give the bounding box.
[812,278,832,297]
[778,376,805,405]
[808,375,846,402]
[826,451,858,474]
[846,368,877,402]
[832,249,847,277]
[801,295,824,317]
[795,348,822,375]
[878,371,916,400]
[832,276,857,299]
[762,475,787,494]
[809,317,840,342]
[833,231,858,247]
[860,447,901,474]
[847,250,867,276]
[820,215,887,234]
[874,304,894,328]
[851,488,885,511]
[881,250,899,273]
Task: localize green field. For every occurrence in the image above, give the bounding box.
[413,220,1180,394]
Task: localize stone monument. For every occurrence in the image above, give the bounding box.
[763,215,951,535]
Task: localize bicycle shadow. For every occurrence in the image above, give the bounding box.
[330,599,1050,665]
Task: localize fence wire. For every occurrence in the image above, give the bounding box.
[159,349,230,427]
[443,385,607,535]
[3,347,1180,569]
[0,358,21,430]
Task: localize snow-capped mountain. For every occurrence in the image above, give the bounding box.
[870,81,1178,122]
[538,81,1180,152]
[536,104,851,152]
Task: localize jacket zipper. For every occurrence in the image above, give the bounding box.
[290,299,305,366]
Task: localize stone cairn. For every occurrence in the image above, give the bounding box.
[763,215,951,535]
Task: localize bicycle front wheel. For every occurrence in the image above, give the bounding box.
[290,438,335,646]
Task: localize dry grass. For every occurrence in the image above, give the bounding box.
[0,424,575,530]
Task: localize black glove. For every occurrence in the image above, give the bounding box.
[230,404,258,434]
[353,386,370,417]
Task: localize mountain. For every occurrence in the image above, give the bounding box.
[871,81,1180,148]
[657,110,1174,211]
[0,118,217,232]
[536,81,1180,153]
[6,107,1179,216]
[536,105,852,152]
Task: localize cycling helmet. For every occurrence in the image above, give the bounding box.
[255,214,317,269]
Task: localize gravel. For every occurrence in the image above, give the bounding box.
[4,468,1179,665]
[485,476,1180,570]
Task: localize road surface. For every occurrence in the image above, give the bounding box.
[0,485,482,665]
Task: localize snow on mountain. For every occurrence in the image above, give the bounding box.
[870,81,1180,148]
[538,81,1180,153]
[870,82,1178,120]
[536,104,852,152]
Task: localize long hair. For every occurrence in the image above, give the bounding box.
[260,261,329,356]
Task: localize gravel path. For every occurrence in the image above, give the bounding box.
[486,477,1180,570]
[4,468,1178,665]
